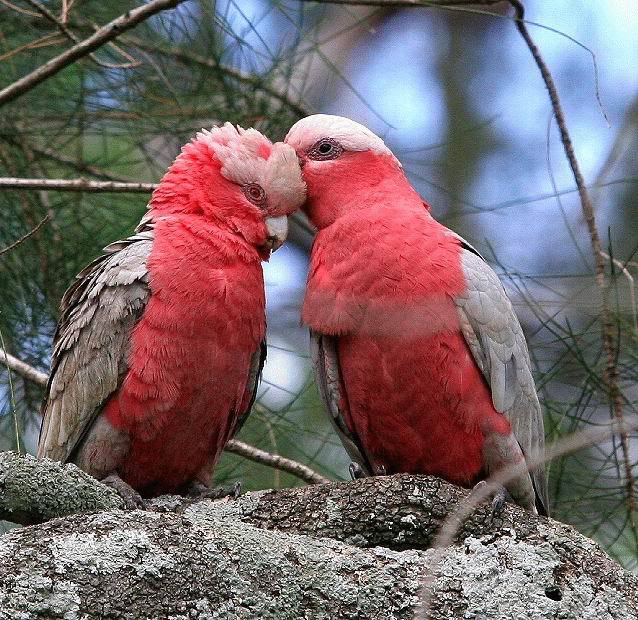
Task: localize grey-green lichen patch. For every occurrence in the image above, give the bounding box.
[0,574,81,620]
[50,528,176,578]
[425,534,638,620]
[0,452,124,525]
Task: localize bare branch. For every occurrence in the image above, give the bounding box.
[0,213,50,256]
[0,0,188,107]
[224,439,330,485]
[0,176,313,246]
[507,0,637,545]
[0,349,329,486]
[21,0,140,70]
[1,138,138,182]
[0,349,48,387]
[0,177,157,193]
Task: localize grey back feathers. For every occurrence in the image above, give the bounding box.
[38,225,153,462]
[454,246,549,514]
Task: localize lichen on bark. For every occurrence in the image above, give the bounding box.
[0,453,636,619]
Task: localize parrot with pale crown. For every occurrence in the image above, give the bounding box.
[38,123,306,503]
[286,114,548,514]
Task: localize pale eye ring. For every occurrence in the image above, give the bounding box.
[243,183,266,206]
[308,137,343,161]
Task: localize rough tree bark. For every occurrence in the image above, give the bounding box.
[0,453,636,619]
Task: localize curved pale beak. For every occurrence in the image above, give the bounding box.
[264,215,288,252]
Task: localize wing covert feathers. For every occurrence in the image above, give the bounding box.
[310,331,372,476]
[38,227,153,463]
[455,247,549,514]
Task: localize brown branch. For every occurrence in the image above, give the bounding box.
[224,439,330,485]
[21,0,139,70]
[0,177,157,192]
[0,213,50,256]
[0,349,328,486]
[0,176,313,244]
[506,0,636,547]
[0,349,49,386]
[1,138,137,182]
[0,0,188,107]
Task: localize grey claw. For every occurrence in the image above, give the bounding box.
[349,462,364,480]
[490,486,509,520]
[101,473,145,510]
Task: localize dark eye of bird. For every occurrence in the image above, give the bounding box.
[308,138,343,161]
[243,183,266,207]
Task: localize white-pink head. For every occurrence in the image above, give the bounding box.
[152,123,306,255]
[285,114,408,229]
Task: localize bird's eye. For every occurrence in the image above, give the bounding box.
[308,138,343,161]
[243,183,266,207]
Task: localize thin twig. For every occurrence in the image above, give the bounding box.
[0,177,157,192]
[0,327,21,453]
[225,439,330,485]
[0,139,137,182]
[0,349,329,486]
[0,213,50,257]
[507,0,636,545]
[0,176,313,236]
[0,0,188,106]
[123,36,311,118]
[601,252,638,334]
[22,0,140,70]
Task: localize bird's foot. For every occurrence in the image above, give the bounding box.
[186,480,242,501]
[349,462,364,480]
[101,473,145,510]
[470,481,510,522]
[489,486,509,520]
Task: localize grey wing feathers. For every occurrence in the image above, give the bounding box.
[230,340,267,438]
[310,331,372,476]
[38,227,153,463]
[454,246,549,515]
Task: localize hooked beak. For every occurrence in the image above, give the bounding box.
[264,215,288,252]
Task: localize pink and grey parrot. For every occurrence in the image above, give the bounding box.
[38,123,306,500]
[285,114,548,514]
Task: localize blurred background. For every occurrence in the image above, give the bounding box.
[0,0,637,569]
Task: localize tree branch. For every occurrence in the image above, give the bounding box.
[0,137,138,182]
[0,350,328,488]
[0,0,188,107]
[0,176,315,246]
[506,0,637,548]
[0,213,50,256]
[0,349,48,387]
[0,177,157,192]
[0,467,636,618]
[224,439,330,485]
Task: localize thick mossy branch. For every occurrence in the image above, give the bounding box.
[0,472,636,619]
[0,452,124,524]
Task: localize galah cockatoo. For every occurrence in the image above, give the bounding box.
[38,123,306,501]
[285,114,548,515]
